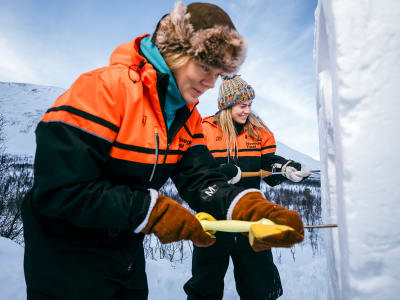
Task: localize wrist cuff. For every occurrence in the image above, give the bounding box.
[228,166,241,184]
[226,188,265,220]
[281,160,293,177]
[134,189,158,233]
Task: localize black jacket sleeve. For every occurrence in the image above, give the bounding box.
[261,153,289,187]
[171,144,246,220]
[32,122,150,230]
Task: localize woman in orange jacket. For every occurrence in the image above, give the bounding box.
[184,75,311,300]
[22,2,304,300]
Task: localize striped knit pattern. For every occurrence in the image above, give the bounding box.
[218,75,255,110]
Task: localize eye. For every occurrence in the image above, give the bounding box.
[201,65,210,72]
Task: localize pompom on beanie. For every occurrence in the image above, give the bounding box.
[218,75,255,110]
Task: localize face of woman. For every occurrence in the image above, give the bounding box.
[231,100,252,124]
[173,59,224,104]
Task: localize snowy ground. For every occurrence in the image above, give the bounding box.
[0,233,327,299]
[0,237,26,300]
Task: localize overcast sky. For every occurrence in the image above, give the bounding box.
[0,0,320,160]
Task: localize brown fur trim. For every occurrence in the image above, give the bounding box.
[154,1,247,74]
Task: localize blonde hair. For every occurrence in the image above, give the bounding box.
[163,52,191,71]
[215,109,269,159]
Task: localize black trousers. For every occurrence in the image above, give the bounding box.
[22,193,149,300]
[25,238,148,300]
[27,244,148,300]
[184,232,283,300]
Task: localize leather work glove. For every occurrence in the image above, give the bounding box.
[217,163,241,184]
[231,191,304,251]
[138,190,215,247]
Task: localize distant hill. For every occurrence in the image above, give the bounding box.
[0,81,319,171]
[0,81,64,156]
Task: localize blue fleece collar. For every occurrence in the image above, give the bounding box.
[140,36,187,129]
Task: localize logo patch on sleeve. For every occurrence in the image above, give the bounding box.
[200,184,219,200]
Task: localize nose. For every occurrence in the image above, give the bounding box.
[201,75,217,89]
[244,106,251,114]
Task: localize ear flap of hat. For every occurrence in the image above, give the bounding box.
[151,14,169,44]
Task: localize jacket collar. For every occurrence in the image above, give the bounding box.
[110,35,200,140]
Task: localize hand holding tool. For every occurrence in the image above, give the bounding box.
[196,212,296,249]
[140,192,215,247]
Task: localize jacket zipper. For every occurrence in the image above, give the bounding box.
[162,103,198,165]
[163,142,171,164]
[149,129,159,183]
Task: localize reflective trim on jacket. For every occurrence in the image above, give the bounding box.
[202,116,288,188]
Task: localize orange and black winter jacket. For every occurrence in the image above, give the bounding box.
[27,35,244,237]
[202,116,289,188]
[22,35,248,298]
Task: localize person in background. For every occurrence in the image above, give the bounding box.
[21,2,305,299]
[184,75,311,300]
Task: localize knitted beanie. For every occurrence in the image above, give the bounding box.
[151,1,247,74]
[218,75,255,110]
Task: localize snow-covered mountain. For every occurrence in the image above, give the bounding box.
[0,81,320,171]
[0,81,65,156]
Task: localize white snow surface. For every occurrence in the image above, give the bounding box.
[0,237,25,300]
[0,236,327,300]
[315,0,400,299]
[0,82,65,156]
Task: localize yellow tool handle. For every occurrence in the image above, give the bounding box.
[196,212,296,247]
[200,220,252,233]
[199,218,275,233]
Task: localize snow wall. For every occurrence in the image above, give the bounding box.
[314,1,400,299]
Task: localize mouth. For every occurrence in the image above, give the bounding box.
[238,115,249,123]
[192,87,203,97]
